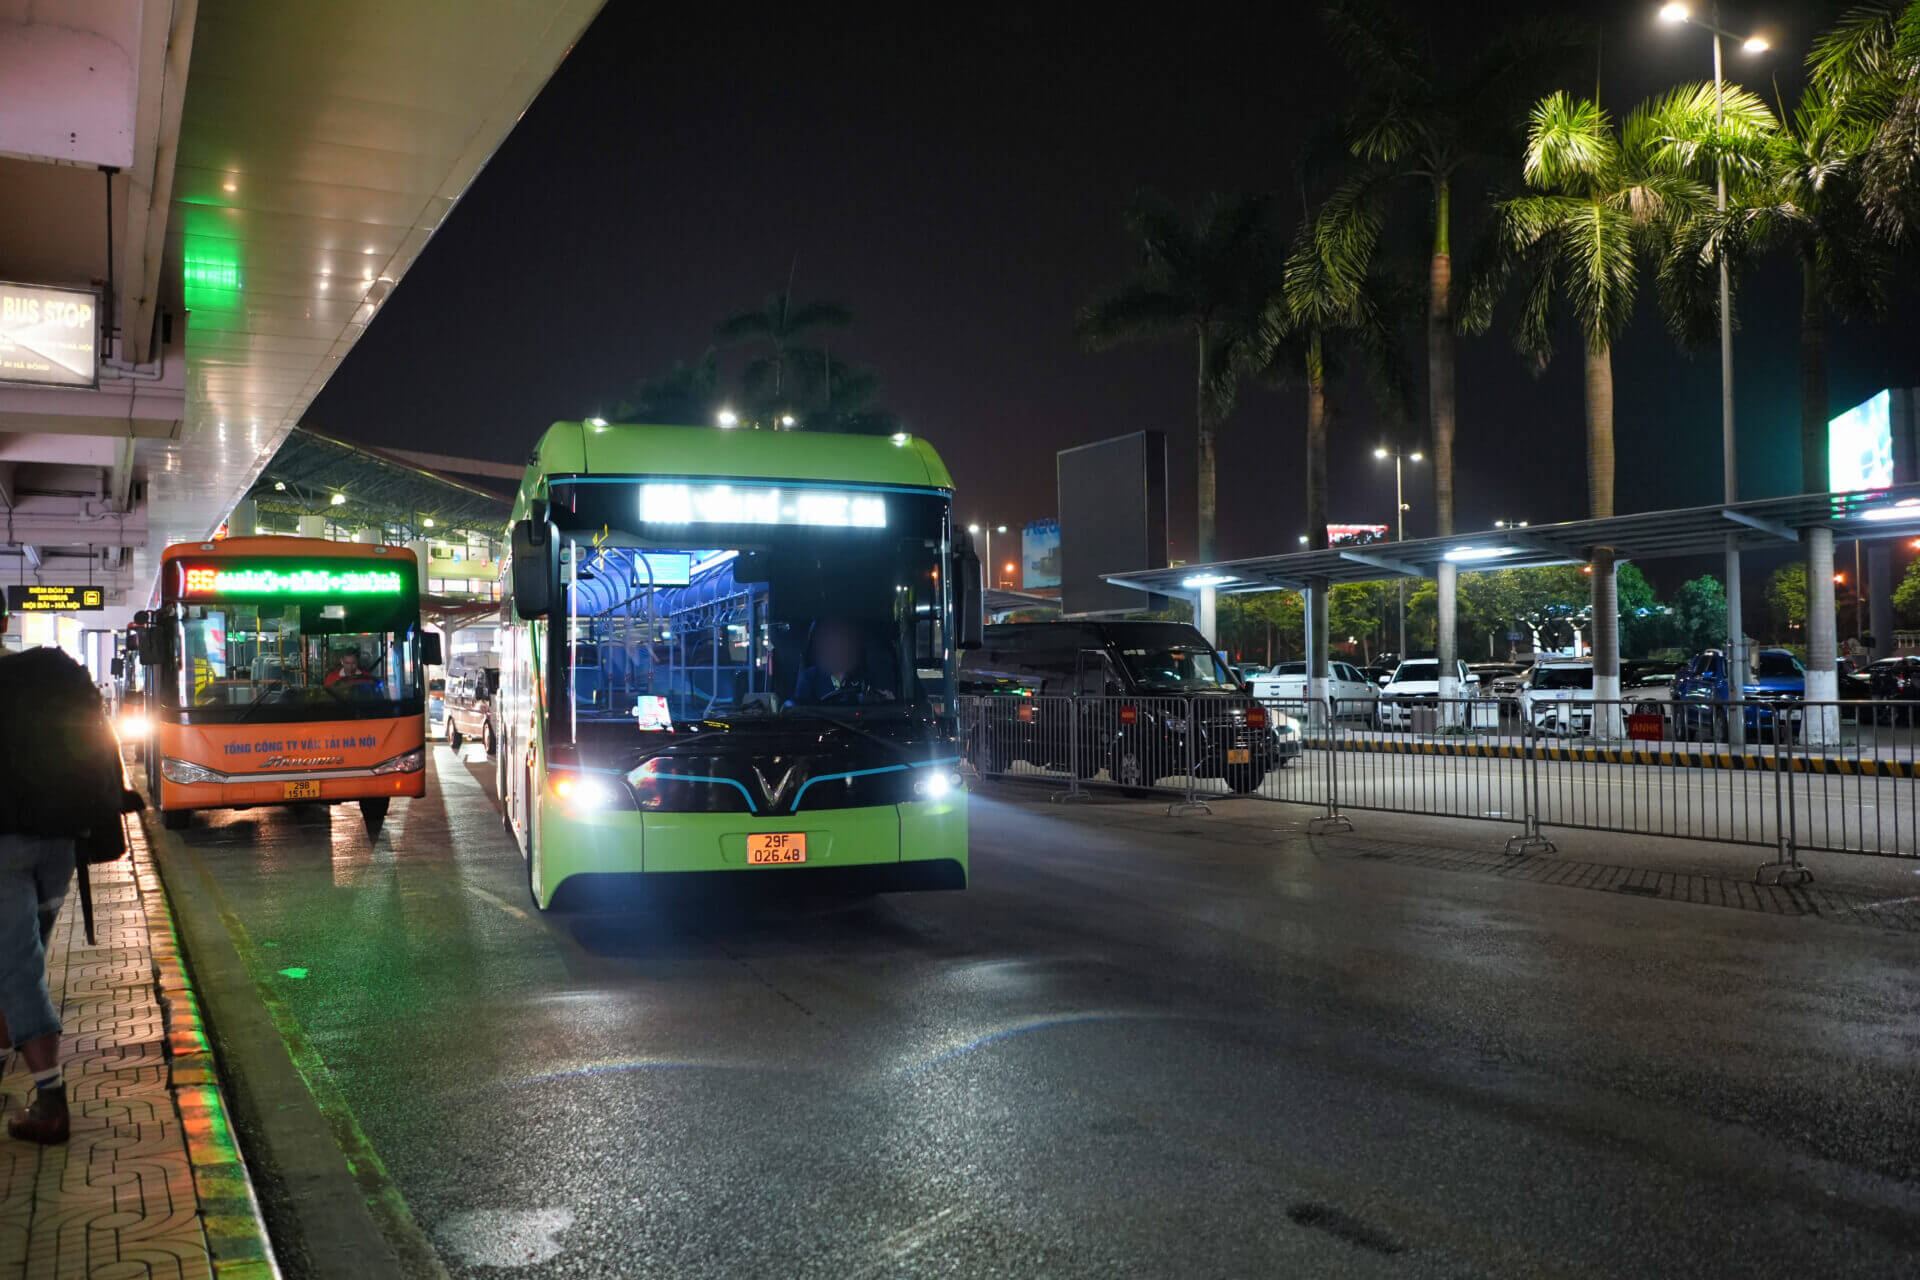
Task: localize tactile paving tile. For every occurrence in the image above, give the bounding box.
[0,842,219,1280]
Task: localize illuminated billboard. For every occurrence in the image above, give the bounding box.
[0,281,99,388]
[1830,390,1894,492]
[1021,519,1060,588]
[1328,524,1389,547]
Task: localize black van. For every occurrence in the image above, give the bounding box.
[960,620,1298,793]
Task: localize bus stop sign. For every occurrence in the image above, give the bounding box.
[6,584,104,612]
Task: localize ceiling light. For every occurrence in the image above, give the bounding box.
[1443,545,1522,563]
[1181,573,1238,588]
[330,493,346,506]
[223,181,237,193]
[716,409,738,428]
[272,481,285,491]
[423,518,435,528]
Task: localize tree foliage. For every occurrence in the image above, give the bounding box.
[1077,192,1276,561]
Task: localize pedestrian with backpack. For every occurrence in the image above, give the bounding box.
[0,645,141,1145]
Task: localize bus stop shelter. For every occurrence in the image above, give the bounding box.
[1103,485,1920,740]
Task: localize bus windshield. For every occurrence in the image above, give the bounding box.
[551,483,952,734]
[160,562,422,721]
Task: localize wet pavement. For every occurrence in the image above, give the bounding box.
[162,746,1920,1278]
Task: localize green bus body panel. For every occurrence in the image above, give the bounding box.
[511,421,955,522]
[534,797,967,891]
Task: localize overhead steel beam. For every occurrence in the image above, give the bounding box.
[1339,550,1427,579]
[1722,508,1799,543]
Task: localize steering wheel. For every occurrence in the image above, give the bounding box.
[816,676,872,705]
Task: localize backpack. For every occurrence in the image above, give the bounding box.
[0,646,127,846]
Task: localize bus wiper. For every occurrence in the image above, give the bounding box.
[809,713,930,764]
[230,682,284,724]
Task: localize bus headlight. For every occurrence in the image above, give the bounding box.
[549,772,614,808]
[371,748,425,775]
[914,771,961,799]
[116,712,152,740]
[160,756,221,785]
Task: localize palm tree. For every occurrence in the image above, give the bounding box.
[1810,1,1920,241]
[1077,192,1274,562]
[1323,0,1590,537]
[1232,190,1408,687]
[1466,88,1755,692]
[1467,88,1763,522]
[1663,78,1886,495]
[714,291,854,426]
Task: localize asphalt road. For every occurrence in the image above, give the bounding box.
[170,745,1920,1278]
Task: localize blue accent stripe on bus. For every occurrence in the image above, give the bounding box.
[646,772,759,814]
[789,764,906,811]
[548,476,948,497]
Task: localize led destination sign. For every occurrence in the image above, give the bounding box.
[181,566,407,597]
[638,483,887,528]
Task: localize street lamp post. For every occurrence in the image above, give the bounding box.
[967,523,1009,588]
[1659,1,1768,739]
[1374,446,1423,655]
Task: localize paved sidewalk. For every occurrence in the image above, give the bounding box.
[0,815,276,1280]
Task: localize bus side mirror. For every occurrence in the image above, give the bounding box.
[132,612,165,666]
[510,518,556,617]
[955,530,983,650]
[420,632,444,667]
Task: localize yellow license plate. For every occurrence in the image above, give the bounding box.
[747,833,807,865]
[1227,748,1251,764]
[283,779,322,800]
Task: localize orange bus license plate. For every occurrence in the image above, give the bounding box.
[747,833,807,865]
[283,779,322,800]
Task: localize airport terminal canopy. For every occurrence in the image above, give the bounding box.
[1103,486,1920,596]
[247,427,510,539]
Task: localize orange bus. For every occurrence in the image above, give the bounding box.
[133,536,441,835]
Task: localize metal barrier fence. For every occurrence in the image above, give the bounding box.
[957,692,1920,882]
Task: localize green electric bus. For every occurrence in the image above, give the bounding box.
[498,421,980,910]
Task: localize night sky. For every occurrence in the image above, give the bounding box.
[308,0,1915,579]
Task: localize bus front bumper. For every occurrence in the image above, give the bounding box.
[536,796,968,906]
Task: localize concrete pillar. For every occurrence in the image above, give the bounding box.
[1869,541,1893,659]
[1197,585,1218,647]
[228,499,258,537]
[1805,526,1840,745]
[1435,561,1459,724]
[1591,550,1621,738]
[407,540,431,593]
[297,515,325,539]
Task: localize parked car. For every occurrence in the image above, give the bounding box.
[1671,648,1804,741]
[1621,658,1681,690]
[445,664,498,754]
[961,621,1301,793]
[1376,658,1480,729]
[1865,655,1920,724]
[1248,660,1380,721]
[1520,659,1595,736]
